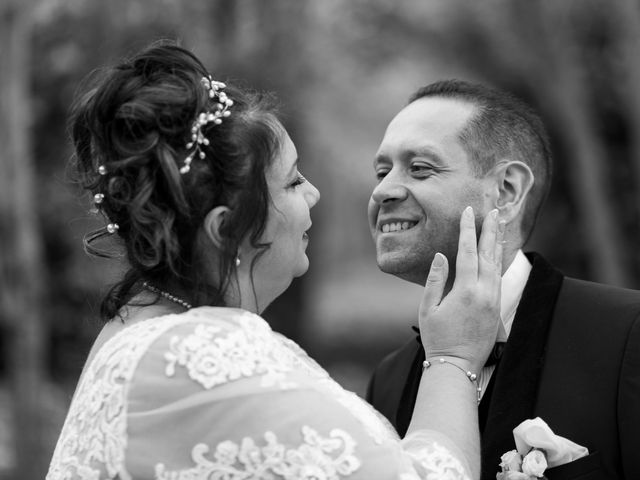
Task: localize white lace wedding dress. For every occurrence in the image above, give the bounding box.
[46,307,471,480]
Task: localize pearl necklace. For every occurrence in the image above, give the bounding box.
[142,282,192,310]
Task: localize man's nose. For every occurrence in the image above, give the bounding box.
[371,173,408,205]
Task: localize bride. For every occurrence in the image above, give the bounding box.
[47,42,503,480]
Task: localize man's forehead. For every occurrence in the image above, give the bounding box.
[378,98,475,149]
[394,96,477,128]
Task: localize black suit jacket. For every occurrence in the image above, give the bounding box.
[366,253,640,480]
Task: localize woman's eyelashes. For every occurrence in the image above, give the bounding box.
[289,172,307,188]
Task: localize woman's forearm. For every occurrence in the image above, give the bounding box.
[405,361,480,479]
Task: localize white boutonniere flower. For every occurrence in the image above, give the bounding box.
[521,448,547,477]
[499,449,523,472]
[497,417,589,479]
[497,448,546,479]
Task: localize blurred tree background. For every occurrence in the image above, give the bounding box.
[1,0,639,477]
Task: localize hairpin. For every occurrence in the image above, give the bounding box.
[181,76,233,174]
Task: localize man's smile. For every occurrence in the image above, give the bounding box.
[378,218,419,233]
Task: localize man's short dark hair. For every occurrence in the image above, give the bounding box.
[409,79,553,242]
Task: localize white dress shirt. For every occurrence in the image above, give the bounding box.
[477,249,532,400]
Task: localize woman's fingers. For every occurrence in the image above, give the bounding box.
[420,208,503,371]
[493,220,506,289]
[477,209,499,281]
[455,206,478,285]
[420,253,449,313]
[454,207,504,304]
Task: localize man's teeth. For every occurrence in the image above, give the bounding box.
[382,221,415,233]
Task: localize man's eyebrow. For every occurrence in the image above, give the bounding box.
[373,147,444,166]
[373,152,390,167]
[405,146,444,163]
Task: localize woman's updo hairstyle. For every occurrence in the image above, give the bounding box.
[71,41,282,320]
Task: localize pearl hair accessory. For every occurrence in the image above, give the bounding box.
[93,167,108,221]
[181,76,234,174]
[423,357,482,404]
[143,282,192,310]
[89,76,233,236]
[90,195,117,235]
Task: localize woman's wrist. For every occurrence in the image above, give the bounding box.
[422,356,482,404]
[423,354,474,374]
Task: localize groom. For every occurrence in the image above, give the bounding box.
[365,80,640,480]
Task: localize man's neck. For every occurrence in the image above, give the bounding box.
[501,247,519,276]
[441,245,521,294]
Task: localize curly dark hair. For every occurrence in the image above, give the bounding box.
[70,42,282,321]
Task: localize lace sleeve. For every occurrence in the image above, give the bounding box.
[46,308,472,480]
[400,431,472,480]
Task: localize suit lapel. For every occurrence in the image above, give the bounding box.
[368,337,423,435]
[396,340,424,436]
[480,253,564,480]
[478,365,498,433]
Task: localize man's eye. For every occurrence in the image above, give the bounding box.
[375,170,389,181]
[410,164,436,176]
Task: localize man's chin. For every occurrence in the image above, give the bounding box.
[376,256,427,285]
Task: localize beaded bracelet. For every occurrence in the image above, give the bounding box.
[423,358,482,404]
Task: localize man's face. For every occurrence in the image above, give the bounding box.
[368,96,492,286]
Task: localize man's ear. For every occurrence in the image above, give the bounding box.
[203,206,232,248]
[493,160,534,224]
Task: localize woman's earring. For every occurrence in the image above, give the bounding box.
[235,256,241,267]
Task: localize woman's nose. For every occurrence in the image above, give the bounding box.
[305,181,320,208]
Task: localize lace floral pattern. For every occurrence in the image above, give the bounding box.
[405,441,470,480]
[155,426,361,480]
[47,308,471,480]
[164,312,301,389]
[164,312,393,445]
[46,315,185,480]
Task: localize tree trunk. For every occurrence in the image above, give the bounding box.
[0,0,47,477]
[613,0,640,282]
[535,2,632,286]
